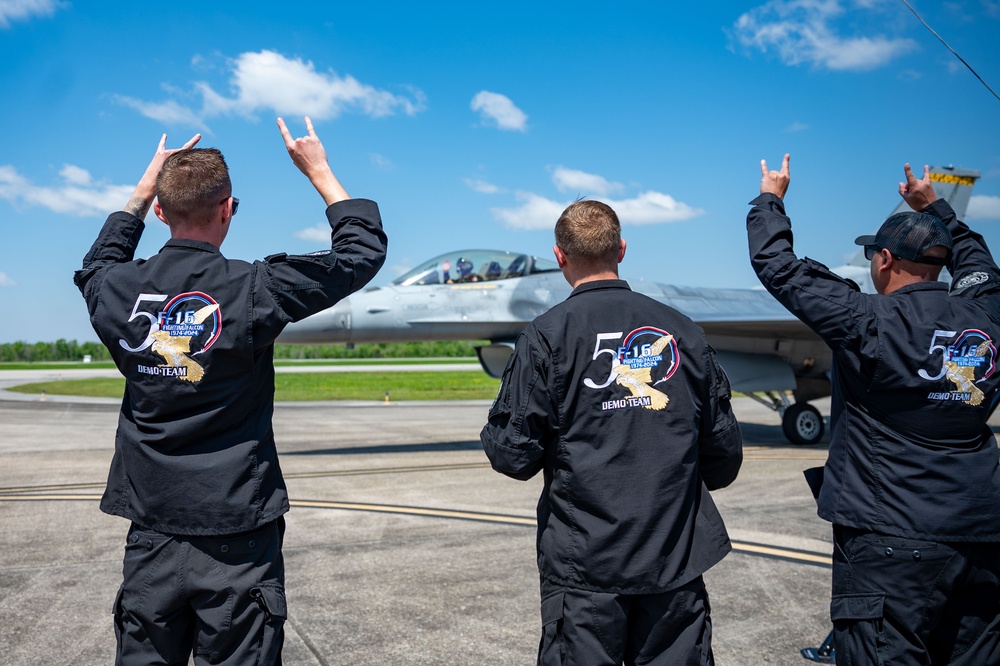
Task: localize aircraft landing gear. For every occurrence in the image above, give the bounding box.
[782,402,825,445]
[744,392,825,445]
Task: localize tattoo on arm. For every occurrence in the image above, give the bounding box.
[124,196,151,220]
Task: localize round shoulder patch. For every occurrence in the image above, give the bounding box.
[955,271,990,290]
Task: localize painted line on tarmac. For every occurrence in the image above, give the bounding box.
[287,500,832,567]
[744,454,828,460]
[727,541,831,566]
[0,493,103,501]
[291,500,537,525]
[0,463,493,495]
[0,493,831,567]
[743,446,827,460]
[0,482,105,494]
[286,462,492,479]
[0,451,821,495]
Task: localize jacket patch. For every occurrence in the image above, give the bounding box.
[118,291,222,384]
[584,326,680,411]
[919,328,996,406]
[954,271,989,290]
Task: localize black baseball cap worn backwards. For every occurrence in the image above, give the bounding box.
[854,211,953,266]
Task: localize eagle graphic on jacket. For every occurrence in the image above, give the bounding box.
[611,333,674,411]
[149,304,220,383]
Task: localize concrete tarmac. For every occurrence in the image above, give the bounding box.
[1,370,956,665]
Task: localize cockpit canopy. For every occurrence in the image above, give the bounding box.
[393,250,560,286]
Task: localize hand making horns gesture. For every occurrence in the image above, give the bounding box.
[760,153,790,199]
[899,163,939,212]
[125,133,201,219]
[277,116,349,205]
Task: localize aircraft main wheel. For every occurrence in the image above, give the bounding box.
[782,403,824,445]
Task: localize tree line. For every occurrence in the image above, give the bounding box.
[0,339,479,363]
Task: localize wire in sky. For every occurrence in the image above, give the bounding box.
[899,0,1000,103]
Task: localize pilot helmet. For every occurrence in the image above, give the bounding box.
[456,257,473,275]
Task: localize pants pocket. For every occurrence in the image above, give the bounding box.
[538,589,565,666]
[831,594,887,666]
[250,583,287,665]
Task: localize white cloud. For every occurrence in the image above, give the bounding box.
[946,59,965,75]
[116,50,425,127]
[786,121,809,132]
[0,0,66,29]
[0,165,134,217]
[731,0,918,71]
[0,271,15,287]
[464,178,502,194]
[609,192,706,225]
[112,95,206,127]
[492,192,567,230]
[470,91,528,132]
[369,153,394,170]
[294,224,331,243]
[968,195,1000,220]
[492,167,705,230]
[491,188,704,230]
[551,166,624,196]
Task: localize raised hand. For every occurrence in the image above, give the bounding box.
[899,163,938,212]
[277,116,349,205]
[760,153,790,199]
[126,133,201,219]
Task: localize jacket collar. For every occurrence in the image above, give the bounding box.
[889,280,949,296]
[162,238,221,254]
[569,279,631,298]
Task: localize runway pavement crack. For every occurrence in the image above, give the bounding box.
[286,614,331,666]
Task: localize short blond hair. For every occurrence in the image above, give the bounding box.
[555,200,621,265]
[156,148,231,225]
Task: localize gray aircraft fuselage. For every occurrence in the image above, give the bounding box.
[278,250,826,399]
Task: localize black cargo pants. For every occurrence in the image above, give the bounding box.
[832,525,1000,666]
[538,576,714,666]
[113,518,286,666]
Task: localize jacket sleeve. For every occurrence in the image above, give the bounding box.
[747,193,869,351]
[698,347,742,490]
[252,198,388,345]
[925,199,1000,304]
[479,329,557,481]
[72,211,146,316]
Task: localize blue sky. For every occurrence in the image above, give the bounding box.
[1,0,998,343]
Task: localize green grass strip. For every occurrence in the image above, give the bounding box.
[9,371,500,402]
[273,359,475,367]
[0,358,474,371]
[12,378,126,398]
[0,362,119,371]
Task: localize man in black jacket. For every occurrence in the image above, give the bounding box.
[74,118,387,664]
[748,156,1000,665]
[481,200,742,666]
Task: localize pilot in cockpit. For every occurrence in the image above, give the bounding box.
[443,257,477,283]
[482,261,502,281]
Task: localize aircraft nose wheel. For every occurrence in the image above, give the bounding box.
[782,402,824,445]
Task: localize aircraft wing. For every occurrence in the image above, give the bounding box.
[630,280,802,323]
